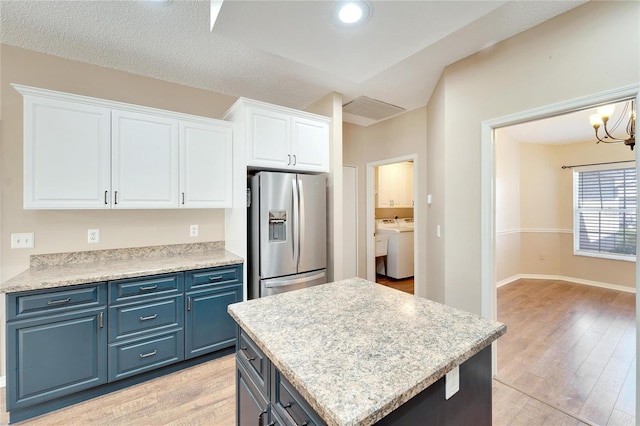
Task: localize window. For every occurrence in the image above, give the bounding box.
[574,166,636,261]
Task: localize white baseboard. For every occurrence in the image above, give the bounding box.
[0,376,5,388]
[497,274,636,293]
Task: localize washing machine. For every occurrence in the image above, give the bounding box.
[375,218,414,279]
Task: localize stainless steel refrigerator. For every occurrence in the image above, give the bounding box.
[248,171,327,298]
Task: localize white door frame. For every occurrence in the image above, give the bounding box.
[480,83,640,374]
[366,154,419,286]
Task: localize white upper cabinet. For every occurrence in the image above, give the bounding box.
[377,162,414,208]
[111,110,180,209]
[180,120,232,208]
[224,98,330,173]
[22,95,111,209]
[14,84,234,209]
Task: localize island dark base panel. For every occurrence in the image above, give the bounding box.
[376,346,492,426]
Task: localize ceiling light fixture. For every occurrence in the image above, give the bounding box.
[589,100,636,150]
[333,1,371,27]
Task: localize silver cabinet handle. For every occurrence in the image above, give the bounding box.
[258,409,267,426]
[140,285,158,291]
[139,314,158,321]
[114,191,118,205]
[47,297,71,305]
[287,154,291,165]
[139,350,157,359]
[99,312,104,328]
[104,190,108,205]
[208,275,223,282]
[182,192,185,205]
[293,154,297,166]
[282,402,307,426]
[187,296,192,311]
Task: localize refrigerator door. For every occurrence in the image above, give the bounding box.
[260,270,327,297]
[297,174,327,274]
[259,172,298,279]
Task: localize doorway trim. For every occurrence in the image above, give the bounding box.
[480,83,640,372]
[366,154,419,287]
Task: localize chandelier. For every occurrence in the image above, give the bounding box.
[589,100,636,150]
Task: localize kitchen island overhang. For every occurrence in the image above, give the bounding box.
[228,278,506,426]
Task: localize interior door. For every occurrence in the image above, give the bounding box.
[297,174,327,273]
[259,172,297,279]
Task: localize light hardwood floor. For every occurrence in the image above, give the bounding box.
[376,274,414,294]
[497,279,636,426]
[1,278,633,425]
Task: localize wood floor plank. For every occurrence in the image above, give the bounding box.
[497,278,636,426]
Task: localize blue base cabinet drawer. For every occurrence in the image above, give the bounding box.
[8,283,105,320]
[109,295,184,342]
[109,273,183,304]
[186,265,241,290]
[108,330,185,381]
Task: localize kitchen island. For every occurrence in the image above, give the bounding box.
[228,278,506,426]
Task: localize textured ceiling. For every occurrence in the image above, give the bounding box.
[1,0,586,126]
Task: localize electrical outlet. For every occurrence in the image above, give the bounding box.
[11,232,34,249]
[190,224,199,237]
[445,366,460,400]
[88,229,100,244]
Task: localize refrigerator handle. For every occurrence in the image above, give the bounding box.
[291,177,300,268]
[297,177,305,270]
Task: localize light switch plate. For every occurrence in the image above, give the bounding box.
[445,366,460,400]
[11,232,34,249]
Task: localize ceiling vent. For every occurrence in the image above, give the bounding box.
[342,96,406,121]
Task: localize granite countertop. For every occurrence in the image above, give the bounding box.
[1,242,243,294]
[228,278,506,426]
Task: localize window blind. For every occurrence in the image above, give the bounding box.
[575,167,636,258]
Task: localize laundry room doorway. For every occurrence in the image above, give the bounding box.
[366,155,418,294]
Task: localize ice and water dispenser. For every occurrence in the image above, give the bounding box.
[269,210,287,241]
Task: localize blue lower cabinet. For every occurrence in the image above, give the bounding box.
[6,263,243,423]
[6,307,107,411]
[237,360,269,426]
[108,329,185,381]
[185,283,242,359]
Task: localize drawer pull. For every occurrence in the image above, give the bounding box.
[139,350,157,359]
[139,314,158,321]
[208,275,223,282]
[282,402,308,426]
[47,297,71,306]
[139,285,158,291]
[259,409,267,426]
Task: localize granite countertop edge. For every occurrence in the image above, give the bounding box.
[228,280,507,426]
[1,243,244,294]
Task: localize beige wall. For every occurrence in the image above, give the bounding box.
[427,0,639,314]
[496,129,635,288]
[1,45,240,283]
[495,129,521,281]
[343,107,427,297]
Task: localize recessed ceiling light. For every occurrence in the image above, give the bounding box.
[333,1,371,27]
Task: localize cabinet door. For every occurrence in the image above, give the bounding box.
[377,164,397,208]
[111,110,179,208]
[179,121,232,208]
[246,106,291,169]
[291,117,329,172]
[6,308,107,410]
[185,284,241,359]
[237,360,269,426]
[399,162,414,207]
[23,95,111,209]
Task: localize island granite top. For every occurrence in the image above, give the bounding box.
[228,278,506,426]
[1,241,243,294]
